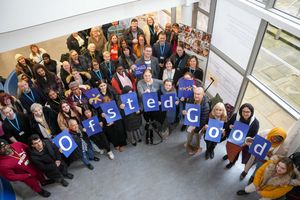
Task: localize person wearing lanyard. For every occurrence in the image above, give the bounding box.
[100,51,117,83]
[170,44,190,72]
[18,80,47,113]
[182,55,204,83]
[1,106,31,144]
[67,81,89,107]
[89,59,109,87]
[152,32,172,69]
[143,16,159,46]
[0,139,52,197]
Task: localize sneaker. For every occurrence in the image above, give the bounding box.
[107,151,114,160]
[87,164,94,170]
[60,179,69,187]
[93,157,100,162]
[38,189,51,197]
[236,190,249,196]
[99,149,105,155]
[41,179,55,186]
[222,155,228,161]
[240,171,247,180]
[180,125,187,132]
[64,173,74,179]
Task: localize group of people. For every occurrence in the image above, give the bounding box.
[0,16,299,200]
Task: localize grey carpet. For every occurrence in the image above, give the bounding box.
[16,125,259,200]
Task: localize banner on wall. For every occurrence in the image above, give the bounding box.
[178,23,211,58]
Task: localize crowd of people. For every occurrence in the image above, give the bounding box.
[0,17,299,199]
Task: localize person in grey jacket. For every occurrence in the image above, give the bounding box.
[135,45,160,79]
[137,69,163,144]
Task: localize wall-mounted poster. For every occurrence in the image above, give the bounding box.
[178,24,211,69]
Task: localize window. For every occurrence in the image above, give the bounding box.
[252,24,300,112]
[274,0,300,19]
[198,0,211,13]
[242,82,296,130]
[196,11,208,32]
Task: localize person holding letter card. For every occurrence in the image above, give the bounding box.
[182,86,209,155]
[223,103,260,169]
[203,102,227,160]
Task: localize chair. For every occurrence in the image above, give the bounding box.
[4,71,18,97]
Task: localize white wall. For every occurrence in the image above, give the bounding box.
[0,0,198,53]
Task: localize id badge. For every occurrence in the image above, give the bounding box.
[25,160,29,166]
[160,56,165,60]
[19,131,25,136]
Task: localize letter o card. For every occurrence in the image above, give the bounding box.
[184,103,201,127]
[204,118,224,143]
[228,121,249,146]
[52,130,78,158]
[82,116,102,137]
[249,135,271,160]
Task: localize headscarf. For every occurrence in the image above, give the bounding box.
[266,127,287,148]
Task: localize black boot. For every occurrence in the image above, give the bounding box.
[205,151,210,160]
[146,131,150,144]
[236,190,249,196]
[38,189,51,197]
[210,150,215,159]
[150,130,153,144]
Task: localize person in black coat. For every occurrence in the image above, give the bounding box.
[181,55,203,83]
[30,103,61,139]
[223,103,260,169]
[69,50,89,72]
[89,59,109,88]
[33,64,64,94]
[28,134,73,187]
[123,18,144,48]
[1,106,31,144]
[42,53,58,74]
[45,89,66,113]
[119,86,142,146]
[18,80,47,113]
[66,32,87,54]
[83,43,102,67]
[60,61,72,89]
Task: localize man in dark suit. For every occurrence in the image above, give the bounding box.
[152,32,172,68]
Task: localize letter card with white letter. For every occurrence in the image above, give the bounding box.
[82,116,102,137]
[100,100,122,123]
[52,130,78,158]
[142,92,159,112]
[249,135,271,160]
[228,121,249,146]
[204,118,224,143]
[120,92,140,115]
[184,103,201,127]
[161,93,176,111]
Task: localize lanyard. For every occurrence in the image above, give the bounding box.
[149,26,155,35]
[106,62,112,76]
[160,44,165,55]
[94,70,103,80]
[8,117,20,132]
[74,94,82,103]
[9,149,22,160]
[166,70,173,80]
[24,90,35,103]
[189,68,196,75]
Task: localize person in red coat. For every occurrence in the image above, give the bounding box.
[0,139,51,197]
[111,65,136,94]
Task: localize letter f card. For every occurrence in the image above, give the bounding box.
[82,116,102,137]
